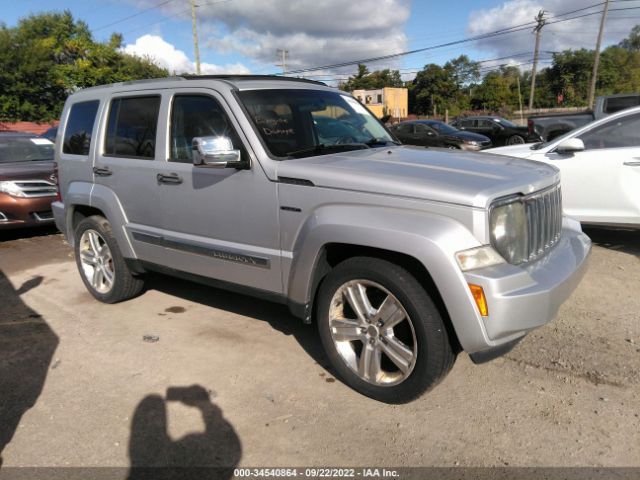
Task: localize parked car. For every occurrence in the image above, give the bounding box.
[40,126,58,143]
[0,132,57,229]
[388,120,492,151]
[453,116,540,146]
[527,93,640,143]
[487,105,640,228]
[53,75,590,403]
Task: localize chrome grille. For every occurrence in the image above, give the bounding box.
[11,180,57,198]
[524,184,562,262]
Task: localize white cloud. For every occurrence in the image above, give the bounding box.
[467,0,639,63]
[147,0,411,72]
[122,34,250,74]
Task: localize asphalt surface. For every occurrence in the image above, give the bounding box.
[0,226,639,472]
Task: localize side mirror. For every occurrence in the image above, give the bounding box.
[192,136,244,168]
[555,138,585,154]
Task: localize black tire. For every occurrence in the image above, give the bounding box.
[316,257,456,403]
[74,215,144,303]
[506,134,525,145]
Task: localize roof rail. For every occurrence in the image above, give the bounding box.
[76,76,187,92]
[180,74,326,86]
[72,74,327,93]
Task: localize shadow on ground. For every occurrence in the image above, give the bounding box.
[0,225,58,243]
[583,226,640,258]
[0,271,58,468]
[128,385,241,480]
[145,273,330,371]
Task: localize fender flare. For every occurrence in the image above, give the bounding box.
[285,205,490,351]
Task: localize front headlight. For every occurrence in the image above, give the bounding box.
[466,140,480,146]
[0,181,26,198]
[489,199,528,264]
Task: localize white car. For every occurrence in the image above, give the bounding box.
[487,106,640,228]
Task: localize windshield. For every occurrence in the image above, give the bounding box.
[237,89,397,158]
[429,122,459,135]
[0,137,54,163]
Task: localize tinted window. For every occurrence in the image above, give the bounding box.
[395,123,414,134]
[415,124,436,135]
[63,101,99,155]
[578,113,640,150]
[604,96,640,114]
[170,95,244,163]
[478,120,494,128]
[105,96,160,159]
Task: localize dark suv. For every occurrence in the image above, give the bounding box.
[453,116,540,146]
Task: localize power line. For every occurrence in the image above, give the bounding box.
[94,0,177,32]
[282,5,640,76]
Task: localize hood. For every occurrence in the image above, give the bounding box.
[0,160,55,182]
[447,131,491,143]
[276,146,559,208]
[486,144,537,158]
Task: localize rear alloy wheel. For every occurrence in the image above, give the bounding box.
[317,257,455,403]
[506,134,525,145]
[78,229,115,294]
[74,215,145,303]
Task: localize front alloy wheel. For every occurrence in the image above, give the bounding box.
[328,280,417,386]
[316,257,456,403]
[79,229,115,294]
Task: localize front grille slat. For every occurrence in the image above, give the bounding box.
[8,180,57,198]
[523,183,562,262]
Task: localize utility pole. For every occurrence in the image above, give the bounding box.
[588,0,611,109]
[190,0,201,75]
[276,49,289,75]
[517,75,524,123]
[528,10,546,110]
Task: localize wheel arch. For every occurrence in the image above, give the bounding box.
[306,243,462,352]
[285,206,483,351]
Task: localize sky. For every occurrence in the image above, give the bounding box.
[3,0,640,85]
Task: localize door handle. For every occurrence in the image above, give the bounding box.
[623,161,640,166]
[93,166,112,176]
[157,173,183,184]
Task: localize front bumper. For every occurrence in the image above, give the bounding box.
[52,200,66,235]
[0,193,56,229]
[461,217,591,357]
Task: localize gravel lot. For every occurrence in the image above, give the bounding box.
[0,226,639,473]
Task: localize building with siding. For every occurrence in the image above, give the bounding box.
[352,87,408,120]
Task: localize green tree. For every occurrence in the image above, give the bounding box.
[343,64,404,91]
[619,25,640,51]
[0,11,167,122]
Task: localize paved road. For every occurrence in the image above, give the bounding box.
[0,227,638,471]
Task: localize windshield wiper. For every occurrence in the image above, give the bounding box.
[365,137,400,146]
[286,143,370,158]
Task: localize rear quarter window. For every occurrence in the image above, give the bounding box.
[63,100,100,155]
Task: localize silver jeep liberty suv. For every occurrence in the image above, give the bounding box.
[53,75,591,403]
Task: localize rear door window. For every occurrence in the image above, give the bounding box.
[63,100,100,155]
[104,96,161,159]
